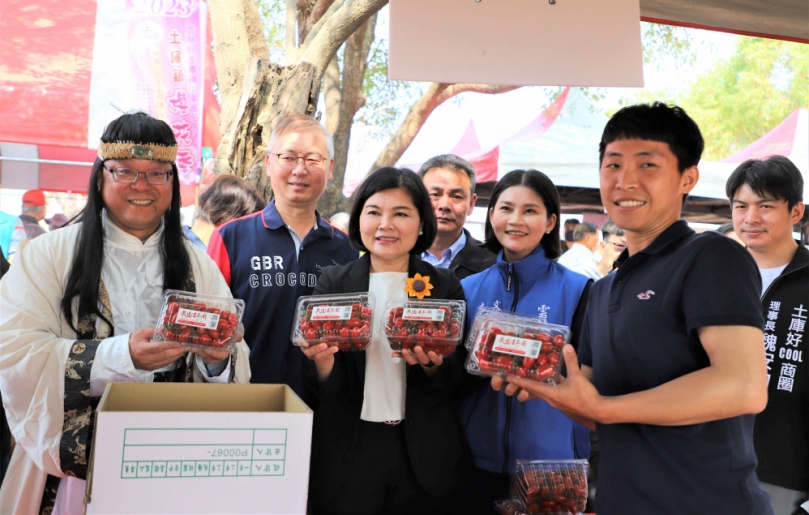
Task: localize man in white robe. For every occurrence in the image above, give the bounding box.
[0,112,250,514]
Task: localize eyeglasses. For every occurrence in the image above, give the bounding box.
[104,165,173,185]
[273,153,327,172]
[605,239,627,252]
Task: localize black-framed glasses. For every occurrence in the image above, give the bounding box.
[273,153,327,172]
[605,239,627,252]
[104,165,173,185]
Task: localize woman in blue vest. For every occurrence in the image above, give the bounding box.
[457,169,592,513]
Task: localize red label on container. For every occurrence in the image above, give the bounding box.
[311,305,353,321]
[402,307,445,322]
[492,334,541,358]
[176,308,220,329]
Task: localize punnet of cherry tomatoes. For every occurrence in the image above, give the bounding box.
[291,293,375,351]
[509,460,589,515]
[464,307,571,385]
[495,499,530,515]
[155,290,245,351]
[382,299,466,357]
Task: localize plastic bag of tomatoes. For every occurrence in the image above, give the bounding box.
[464,307,570,385]
[510,459,589,515]
[382,299,465,357]
[154,290,245,351]
[291,293,374,351]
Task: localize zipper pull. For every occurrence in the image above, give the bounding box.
[507,264,513,292]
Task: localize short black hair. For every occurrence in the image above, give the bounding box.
[483,169,562,260]
[418,154,477,195]
[725,155,804,211]
[599,102,704,173]
[564,219,580,228]
[349,167,437,255]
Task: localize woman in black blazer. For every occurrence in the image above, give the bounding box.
[300,167,472,515]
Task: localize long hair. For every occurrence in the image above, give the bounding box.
[61,112,192,333]
[483,169,562,260]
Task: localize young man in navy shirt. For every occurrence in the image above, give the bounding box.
[727,155,808,515]
[499,103,772,514]
[208,115,358,401]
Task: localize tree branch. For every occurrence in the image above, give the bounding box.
[298,0,387,78]
[285,0,298,62]
[366,83,519,176]
[300,0,335,43]
[298,0,345,56]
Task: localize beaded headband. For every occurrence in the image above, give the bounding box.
[98,141,177,163]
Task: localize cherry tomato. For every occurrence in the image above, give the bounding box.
[537,365,555,379]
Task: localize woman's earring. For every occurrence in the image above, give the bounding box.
[419,229,424,236]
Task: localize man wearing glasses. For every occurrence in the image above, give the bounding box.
[0,112,250,514]
[596,220,626,277]
[208,115,358,401]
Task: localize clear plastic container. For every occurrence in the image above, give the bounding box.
[291,293,374,351]
[154,290,245,351]
[382,299,466,357]
[464,307,571,385]
[510,460,589,515]
[494,499,530,515]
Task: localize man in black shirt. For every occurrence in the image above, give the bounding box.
[497,103,772,514]
[727,155,808,515]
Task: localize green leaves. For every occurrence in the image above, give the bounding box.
[680,38,809,160]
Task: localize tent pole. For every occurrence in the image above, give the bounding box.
[0,157,94,166]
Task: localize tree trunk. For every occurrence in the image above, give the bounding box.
[323,57,342,135]
[210,0,386,200]
[318,13,377,217]
[207,0,268,177]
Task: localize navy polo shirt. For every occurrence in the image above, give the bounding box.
[578,221,772,515]
[208,201,358,401]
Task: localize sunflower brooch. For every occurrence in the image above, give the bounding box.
[405,273,434,299]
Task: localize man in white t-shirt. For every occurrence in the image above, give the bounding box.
[727,155,808,515]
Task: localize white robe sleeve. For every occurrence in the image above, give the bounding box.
[0,231,79,478]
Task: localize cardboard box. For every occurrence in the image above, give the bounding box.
[85,383,313,515]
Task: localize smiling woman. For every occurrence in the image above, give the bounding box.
[299,168,473,515]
